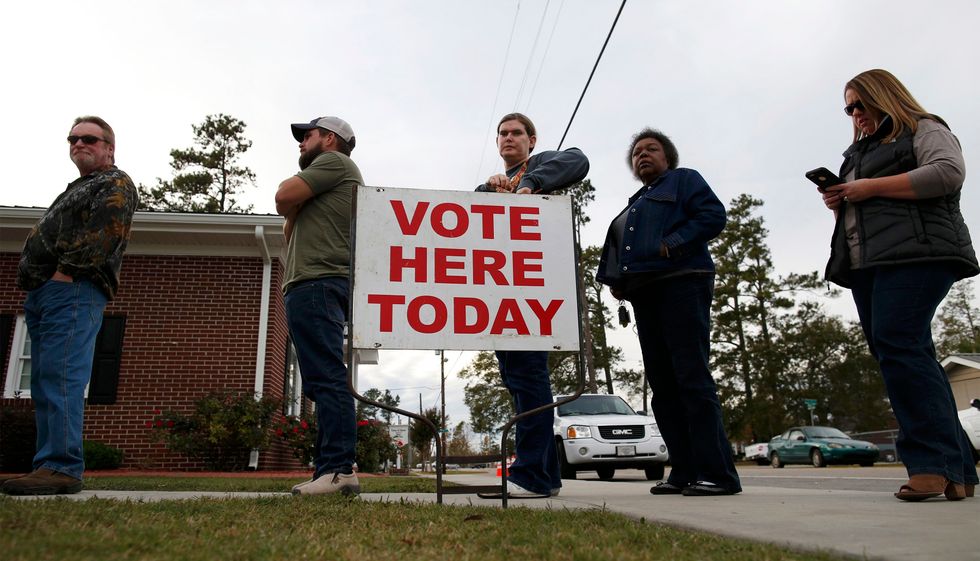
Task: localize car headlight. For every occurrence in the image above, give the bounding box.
[647,424,660,437]
[566,425,592,439]
[824,443,844,449]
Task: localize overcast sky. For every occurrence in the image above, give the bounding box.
[3,1,980,428]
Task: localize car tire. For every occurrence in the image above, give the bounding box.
[770,452,784,468]
[811,449,826,468]
[596,467,615,481]
[644,464,665,481]
[883,453,896,463]
[557,439,576,480]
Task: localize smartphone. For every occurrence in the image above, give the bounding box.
[805,167,842,192]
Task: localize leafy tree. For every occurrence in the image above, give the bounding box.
[139,114,256,213]
[564,179,599,391]
[612,368,646,408]
[409,406,441,470]
[580,244,623,393]
[934,279,980,357]
[710,194,838,442]
[447,421,475,457]
[763,302,889,435]
[356,388,401,424]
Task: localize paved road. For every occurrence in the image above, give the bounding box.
[571,464,910,493]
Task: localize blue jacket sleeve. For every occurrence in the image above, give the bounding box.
[519,147,590,194]
[661,170,726,258]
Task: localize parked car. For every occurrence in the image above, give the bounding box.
[743,442,769,465]
[768,426,879,468]
[959,398,980,464]
[553,394,669,480]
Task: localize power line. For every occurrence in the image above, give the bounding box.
[556,0,627,150]
[513,0,552,110]
[473,1,523,185]
[524,0,565,112]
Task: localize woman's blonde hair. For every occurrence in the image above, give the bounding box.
[845,69,935,143]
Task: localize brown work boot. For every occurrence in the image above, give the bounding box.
[1,468,82,495]
[0,473,28,484]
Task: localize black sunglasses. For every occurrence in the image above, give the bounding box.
[67,135,108,145]
[844,100,866,116]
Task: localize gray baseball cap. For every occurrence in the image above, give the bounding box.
[290,116,356,149]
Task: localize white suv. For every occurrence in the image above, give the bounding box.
[959,398,980,464]
[553,394,669,480]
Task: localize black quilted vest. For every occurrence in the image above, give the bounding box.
[825,117,979,287]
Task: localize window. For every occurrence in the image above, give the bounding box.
[283,339,303,417]
[3,316,31,398]
[3,314,126,402]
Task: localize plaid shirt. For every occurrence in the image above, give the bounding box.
[17,166,138,300]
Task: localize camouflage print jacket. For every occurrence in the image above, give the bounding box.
[17,166,139,300]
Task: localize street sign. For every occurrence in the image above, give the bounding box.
[389,424,410,447]
[804,398,817,410]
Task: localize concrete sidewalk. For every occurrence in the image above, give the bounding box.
[8,472,978,561]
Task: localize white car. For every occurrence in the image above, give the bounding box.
[959,398,980,464]
[744,442,769,465]
[553,394,669,480]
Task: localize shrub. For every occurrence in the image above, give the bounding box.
[356,419,397,473]
[149,391,279,471]
[0,405,36,472]
[275,414,316,466]
[276,416,397,473]
[83,440,124,470]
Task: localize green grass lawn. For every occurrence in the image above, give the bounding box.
[82,474,445,493]
[0,475,851,561]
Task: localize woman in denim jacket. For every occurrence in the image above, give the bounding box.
[597,128,740,496]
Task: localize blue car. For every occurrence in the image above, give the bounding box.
[768,426,879,468]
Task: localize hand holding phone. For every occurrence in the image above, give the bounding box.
[805,167,842,192]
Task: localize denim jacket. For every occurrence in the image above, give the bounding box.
[596,168,725,288]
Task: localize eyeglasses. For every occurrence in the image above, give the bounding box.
[844,100,866,116]
[67,135,108,145]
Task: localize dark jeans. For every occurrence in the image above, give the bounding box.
[285,277,355,478]
[631,274,740,491]
[495,350,561,494]
[851,264,979,485]
[24,279,107,480]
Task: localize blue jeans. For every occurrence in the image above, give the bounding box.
[285,277,356,478]
[496,350,560,494]
[24,279,107,480]
[851,264,979,485]
[630,274,741,491]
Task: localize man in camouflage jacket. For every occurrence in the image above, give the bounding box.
[2,116,138,495]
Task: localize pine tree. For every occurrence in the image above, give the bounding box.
[139,114,256,213]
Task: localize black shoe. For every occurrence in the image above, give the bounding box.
[650,481,686,495]
[681,481,740,496]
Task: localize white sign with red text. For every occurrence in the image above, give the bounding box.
[352,186,579,351]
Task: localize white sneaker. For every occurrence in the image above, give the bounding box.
[292,472,360,496]
[506,480,550,498]
[550,488,561,497]
[290,477,314,493]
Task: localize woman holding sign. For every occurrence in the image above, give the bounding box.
[476,113,589,499]
[818,69,978,501]
[597,128,741,496]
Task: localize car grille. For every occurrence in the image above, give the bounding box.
[598,425,645,440]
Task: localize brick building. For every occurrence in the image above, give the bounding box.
[0,207,310,470]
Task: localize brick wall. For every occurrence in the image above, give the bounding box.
[1,252,307,471]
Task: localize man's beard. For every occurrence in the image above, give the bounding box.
[298,145,324,170]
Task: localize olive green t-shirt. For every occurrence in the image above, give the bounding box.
[282,151,364,294]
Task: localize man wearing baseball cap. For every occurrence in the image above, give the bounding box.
[275,115,363,495]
